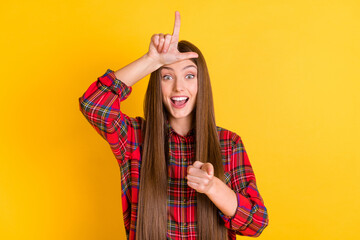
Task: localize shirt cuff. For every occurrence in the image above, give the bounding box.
[218,190,258,231]
[98,69,132,101]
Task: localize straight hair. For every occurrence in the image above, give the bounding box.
[136,40,228,240]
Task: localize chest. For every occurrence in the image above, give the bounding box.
[167,137,196,180]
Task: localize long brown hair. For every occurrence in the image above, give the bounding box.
[136,40,228,240]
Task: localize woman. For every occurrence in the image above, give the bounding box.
[79,11,268,240]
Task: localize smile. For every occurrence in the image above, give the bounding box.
[170,97,189,109]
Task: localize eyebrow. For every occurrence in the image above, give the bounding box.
[161,65,197,71]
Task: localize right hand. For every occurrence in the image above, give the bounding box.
[146,11,199,66]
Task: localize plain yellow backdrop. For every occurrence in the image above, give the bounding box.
[1,0,359,239]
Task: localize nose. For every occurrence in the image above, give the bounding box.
[174,78,185,92]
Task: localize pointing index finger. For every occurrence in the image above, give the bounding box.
[172,11,180,38]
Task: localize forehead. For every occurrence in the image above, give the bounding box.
[161,59,197,71]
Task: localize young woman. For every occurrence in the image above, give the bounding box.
[79,11,268,240]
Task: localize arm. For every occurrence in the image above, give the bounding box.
[113,54,162,87]
[77,53,161,155]
[78,68,144,165]
[205,177,238,218]
[78,11,198,164]
[186,136,268,237]
[213,136,269,237]
[78,53,161,140]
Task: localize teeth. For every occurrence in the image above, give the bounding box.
[171,97,188,101]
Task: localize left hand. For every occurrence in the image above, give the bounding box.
[186,161,215,194]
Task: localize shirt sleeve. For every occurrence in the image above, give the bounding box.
[78,69,143,166]
[218,135,269,237]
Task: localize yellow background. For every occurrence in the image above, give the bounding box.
[1,0,359,239]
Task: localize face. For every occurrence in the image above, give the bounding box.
[160,59,198,123]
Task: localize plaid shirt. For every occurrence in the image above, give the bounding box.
[79,69,269,239]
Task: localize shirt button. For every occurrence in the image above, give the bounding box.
[183,222,187,227]
[182,158,186,162]
[183,198,187,203]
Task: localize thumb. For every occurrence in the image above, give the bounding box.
[177,51,199,61]
[201,163,214,176]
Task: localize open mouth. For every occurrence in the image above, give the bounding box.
[170,97,189,106]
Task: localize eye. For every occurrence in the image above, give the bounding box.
[162,75,172,80]
[186,74,195,79]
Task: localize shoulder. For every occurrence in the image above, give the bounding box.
[216,126,242,150]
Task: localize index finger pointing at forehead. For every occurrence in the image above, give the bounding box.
[172,11,180,37]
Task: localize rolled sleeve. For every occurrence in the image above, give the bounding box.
[218,135,269,237]
[218,190,262,233]
[98,69,132,100]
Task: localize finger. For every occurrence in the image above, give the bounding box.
[157,33,165,52]
[187,165,201,174]
[162,34,172,53]
[152,34,160,48]
[172,11,180,40]
[178,52,199,61]
[192,161,204,169]
[187,166,208,177]
[186,174,202,183]
[202,163,214,176]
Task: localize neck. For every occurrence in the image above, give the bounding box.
[169,113,195,137]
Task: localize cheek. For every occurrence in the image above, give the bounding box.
[161,82,170,95]
[161,93,167,107]
[161,85,170,104]
[190,82,198,96]
[160,83,166,97]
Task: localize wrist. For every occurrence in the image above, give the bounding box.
[206,176,220,197]
[143,52,163,70]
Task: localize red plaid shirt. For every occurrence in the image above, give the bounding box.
[79,69,269,239]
